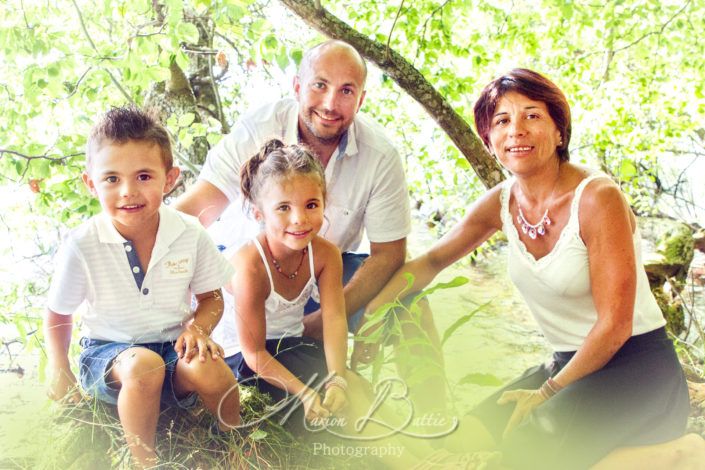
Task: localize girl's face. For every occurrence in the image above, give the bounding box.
[253,173,325,253]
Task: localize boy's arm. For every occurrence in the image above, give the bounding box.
[44,309,81,403]
[174,289,225,363]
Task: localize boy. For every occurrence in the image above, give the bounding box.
[44,106,240,468]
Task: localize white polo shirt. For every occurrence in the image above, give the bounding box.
[47,205,234,343]
[199,98,411,255]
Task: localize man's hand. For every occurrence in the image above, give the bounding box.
[497,389,546,438]
[175,324,224,363]
[302,309,324,340]
[47,366,81,404]
[350,313,384,370]
[322,385,347,415]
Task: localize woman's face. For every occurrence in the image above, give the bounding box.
[488,92,562,176]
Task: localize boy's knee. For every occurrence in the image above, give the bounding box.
[112,348,165,391]
[177,357,235,392]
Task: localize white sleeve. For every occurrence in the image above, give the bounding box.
[198,121,259,204]
[363,146,411,243]
[190,227,235,295]
[47,237,88,315]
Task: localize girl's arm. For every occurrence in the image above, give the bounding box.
[312,237,349,414]
[314,237,348,377]
[500,178,636,436]
[231,245,329,420]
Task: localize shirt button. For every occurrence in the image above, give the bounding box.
[132,266,140,273]
[142,288,149,295]
[125,245,132,252]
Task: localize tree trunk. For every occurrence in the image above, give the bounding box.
[278,0,504,189]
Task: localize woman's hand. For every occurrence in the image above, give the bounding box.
[497,389,546,438]
[301,388,330,422]
[322,384,347,415]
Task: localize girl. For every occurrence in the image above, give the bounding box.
[225,139,348,423]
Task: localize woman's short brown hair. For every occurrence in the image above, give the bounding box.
[473,68,571,162]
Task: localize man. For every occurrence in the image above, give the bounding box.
[175,40,410,342]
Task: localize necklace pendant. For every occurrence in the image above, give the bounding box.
[537,224,546,236]
[543,214,552,226]
[528,227,537,239]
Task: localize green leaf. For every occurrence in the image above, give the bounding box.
[440,301,489,346]
[32,158,52,178]
[249,429,267,441]
[176,23,200,44]
[177,112,196,127]
[619,159,637,179]
[458,373,503,387]
[411,276,468,306]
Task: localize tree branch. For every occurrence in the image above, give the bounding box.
[0,149,83,162]
[71,0,134,104]
[278,0,504,189]
[386,0,405,64]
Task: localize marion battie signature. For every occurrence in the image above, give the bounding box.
[217,375,458,441]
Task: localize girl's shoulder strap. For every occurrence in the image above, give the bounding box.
[252,237,275,290]
[307,240,315,282]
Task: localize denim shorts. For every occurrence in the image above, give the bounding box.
[78,337,197,408]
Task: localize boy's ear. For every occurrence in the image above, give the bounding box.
[81,172,98,196]
[164,166,180,193]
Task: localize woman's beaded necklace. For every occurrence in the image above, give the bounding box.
[516,166,561,240]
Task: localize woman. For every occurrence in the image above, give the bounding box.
[354,69,704,468]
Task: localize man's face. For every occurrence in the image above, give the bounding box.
[294,46,366,146]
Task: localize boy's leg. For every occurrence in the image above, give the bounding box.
[173,356,240,431]
[109,347,166,468]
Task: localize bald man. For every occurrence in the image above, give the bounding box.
[175,40,410,348]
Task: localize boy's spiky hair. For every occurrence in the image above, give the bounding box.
[86,106,174,169]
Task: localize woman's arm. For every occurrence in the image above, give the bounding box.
[363,184,503,321]
[231,245,329,419]
[552,178,635,386]
[351,185,503,367]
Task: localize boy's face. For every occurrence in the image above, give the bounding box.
[82,140,179,237]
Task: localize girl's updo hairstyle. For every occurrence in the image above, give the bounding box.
[240,139,326,207]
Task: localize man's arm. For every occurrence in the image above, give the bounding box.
[302,238,406,340]
[343,238,406,316]
[173,180,230,228]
